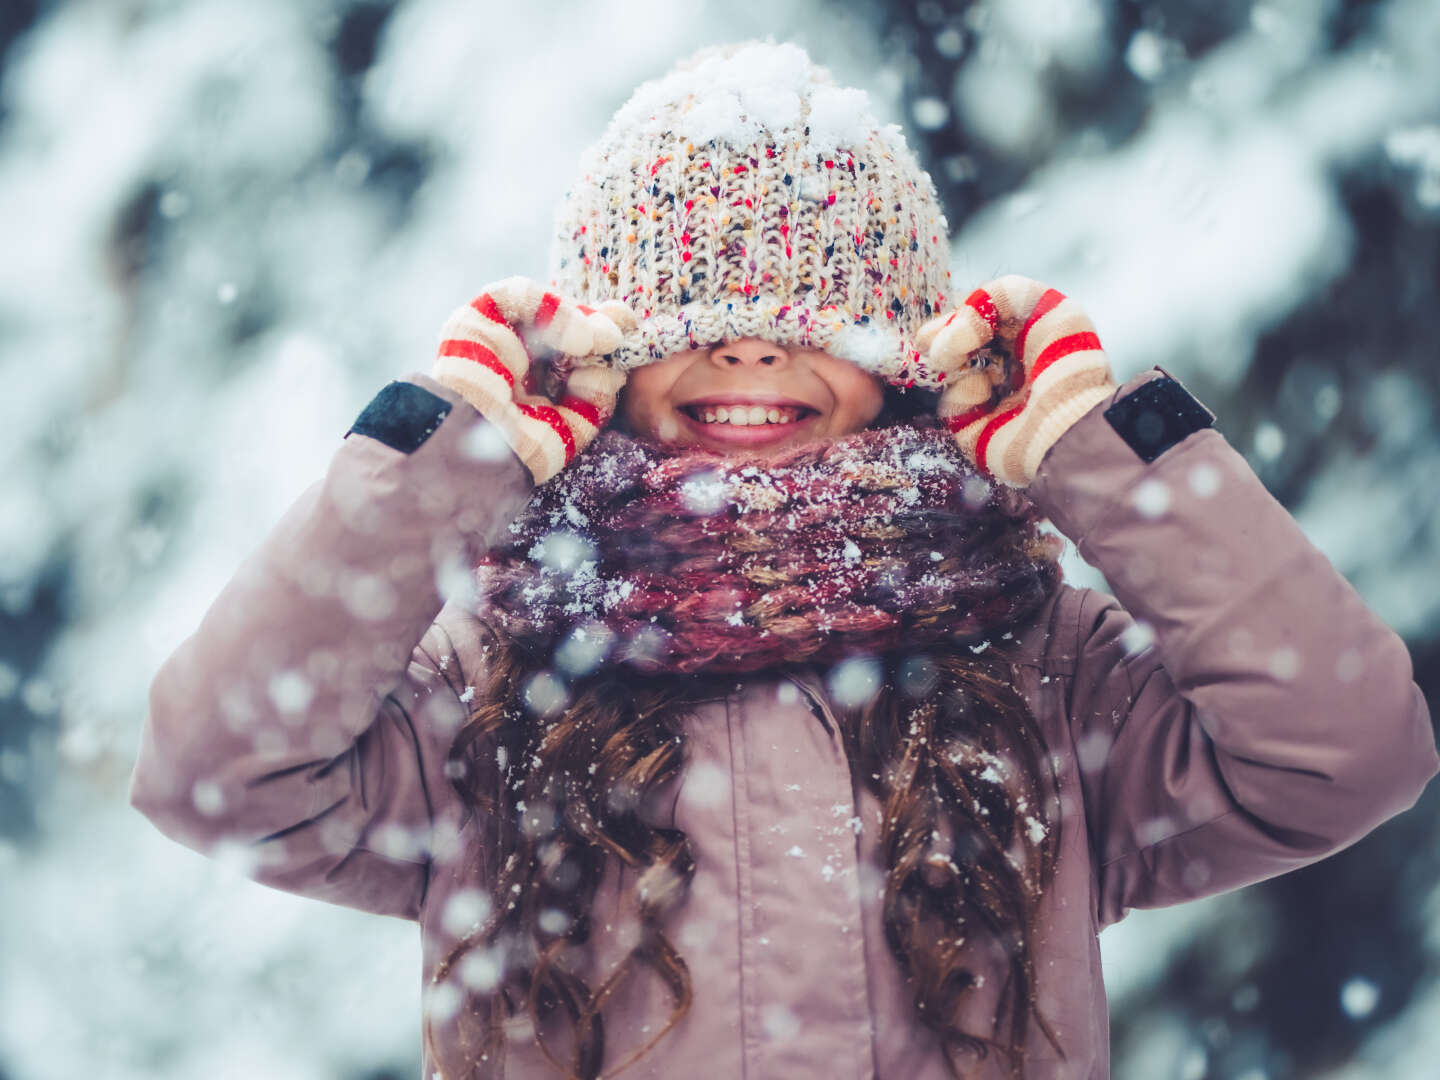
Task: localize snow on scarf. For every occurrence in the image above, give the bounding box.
[474,423,1065,676]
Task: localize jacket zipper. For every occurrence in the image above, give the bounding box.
[783,671,838,737]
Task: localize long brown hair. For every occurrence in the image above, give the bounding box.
[425,630,1067,1079]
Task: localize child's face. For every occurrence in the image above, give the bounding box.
[616,337,885,456]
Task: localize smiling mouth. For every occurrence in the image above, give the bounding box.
[680,403,817,426]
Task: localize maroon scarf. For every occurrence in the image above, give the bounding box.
[474,423,1064,675]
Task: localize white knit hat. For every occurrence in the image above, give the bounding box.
[546,39,954,389]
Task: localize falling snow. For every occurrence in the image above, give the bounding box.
[9,2,1439,1078]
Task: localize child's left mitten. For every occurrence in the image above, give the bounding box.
[916,274,1118,488]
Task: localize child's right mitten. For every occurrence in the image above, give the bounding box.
[430,276,635,483]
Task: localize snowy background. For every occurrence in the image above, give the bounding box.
[2,0,1438,1077]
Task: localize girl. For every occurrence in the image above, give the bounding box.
[129,40,1437,1080]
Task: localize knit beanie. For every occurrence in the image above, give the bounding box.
[546,39,954,390]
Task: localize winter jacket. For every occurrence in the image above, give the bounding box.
[128,366,1439,1079]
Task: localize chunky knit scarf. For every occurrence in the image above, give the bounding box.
[475,423,1065,676]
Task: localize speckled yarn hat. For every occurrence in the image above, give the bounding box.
[546,39,954,390]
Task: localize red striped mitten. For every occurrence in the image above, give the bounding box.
[430,276,636,484]
[915,274,1117,489]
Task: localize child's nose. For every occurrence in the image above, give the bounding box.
[708,339,790,370]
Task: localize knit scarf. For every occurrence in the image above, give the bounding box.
[474,423,1065,676]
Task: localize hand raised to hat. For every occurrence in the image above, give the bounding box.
[915,274,1118,489]
[430,276,636,484]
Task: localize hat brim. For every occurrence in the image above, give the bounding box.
[562,296,942,390]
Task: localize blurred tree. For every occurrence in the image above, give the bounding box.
[1,0,1435,1076]
[840,0,1440,1076]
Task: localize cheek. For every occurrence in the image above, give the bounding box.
[856,380,885,424]
[828,370,886,431]
[618,370,664,428]
[618,364,685,441]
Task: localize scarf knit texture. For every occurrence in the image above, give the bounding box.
[475,423,1065,676]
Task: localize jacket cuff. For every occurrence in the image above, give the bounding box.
[338,371,533,561]
[1026,365,1216,543]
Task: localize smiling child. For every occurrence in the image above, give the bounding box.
[130,39,1437,1080]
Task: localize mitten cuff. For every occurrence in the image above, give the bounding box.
[489,402,572,485]
[430,357,514,422]
[1020,381,1118,485]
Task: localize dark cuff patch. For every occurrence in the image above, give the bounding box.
[1103,371,1216,464]
[345,381,453,454]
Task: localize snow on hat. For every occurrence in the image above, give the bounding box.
[546,39,954,389]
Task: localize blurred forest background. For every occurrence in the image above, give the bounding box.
[1,0,1438,1077]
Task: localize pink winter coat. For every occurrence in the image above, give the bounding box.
[128,366,1439,1079]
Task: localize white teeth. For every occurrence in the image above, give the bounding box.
[694,405,802,425]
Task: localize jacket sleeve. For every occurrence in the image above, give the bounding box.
[128,372,530,921]
[1026,366,1439,931]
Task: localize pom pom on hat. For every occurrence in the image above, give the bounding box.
[546,38,954,389]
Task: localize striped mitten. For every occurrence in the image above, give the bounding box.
[915,274,1117,488]
[430,276,636,484]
